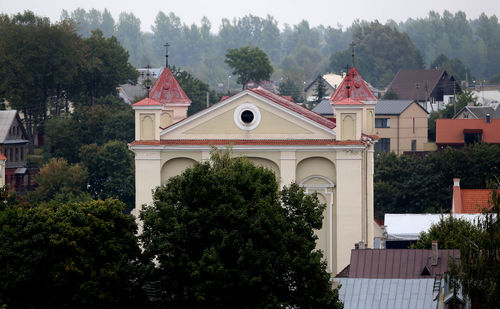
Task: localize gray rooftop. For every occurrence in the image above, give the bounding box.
[335,278,436,309]
[375,100,427,115]
[0,110,18,143]
[311,99,333,115]
[457,105,500,119]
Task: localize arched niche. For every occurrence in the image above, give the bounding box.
[141,114,154,140]
[296,157,336,184]
[342,114,355,140]
[161,157,197,185]
[246,157,280,179]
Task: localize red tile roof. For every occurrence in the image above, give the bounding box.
[330,67,377,102]
[347,249,460,278]
[130,139,365,146]
[332,98,364,106]
[131,97,162,106]
[250,87,336,129]
[436,119,500,145]
[149,67,191,105]
[459,189,496,213]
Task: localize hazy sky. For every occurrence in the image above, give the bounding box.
[1,0,500,32]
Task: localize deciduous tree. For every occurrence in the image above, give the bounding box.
[225,46,274,89]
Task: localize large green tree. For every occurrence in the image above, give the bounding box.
[140,151,342,308]
[225,46,274,89]
[328,21,424,88]
[0,199,142,308]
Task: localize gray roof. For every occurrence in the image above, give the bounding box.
[119,84,147,104]
[335,278,436,309]
[375,100,428,115]
[311,99,333,115]
[0,110,18,143]
[455,106,500,119]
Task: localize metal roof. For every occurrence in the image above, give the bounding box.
[347,249,460,278]
[312,99,333,115]
[335,278,436,309]
[375,100,427,115]
[0,110,18,143]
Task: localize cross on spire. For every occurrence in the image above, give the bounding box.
[349,41,356,68]
[164,42,170,68]
[141,64,156,96]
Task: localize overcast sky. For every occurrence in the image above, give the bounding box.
[1,0,499,32]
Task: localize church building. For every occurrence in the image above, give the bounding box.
[130,66,378,274]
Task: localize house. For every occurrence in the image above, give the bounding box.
[386,69,461,112]
[454,104,500,120]
[130,65,377,275]
[118,67,163,104]
[452,178,497,214]
[436,118,500,147]
[0,110,31,190]
[334,247,465,309]
[313,99,428,154]
[304,73,344,102]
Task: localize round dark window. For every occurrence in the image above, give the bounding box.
[241,110,254,124]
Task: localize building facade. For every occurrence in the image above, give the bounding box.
[130,67,377,274]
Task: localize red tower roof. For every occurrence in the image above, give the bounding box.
[149,67,191,105]
[131,97,162,107]
[330,67,377,102]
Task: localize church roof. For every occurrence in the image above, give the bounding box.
[149,67,191,105]
[330,67,377,102]
[131,97,163,107]
[250,87,336,129]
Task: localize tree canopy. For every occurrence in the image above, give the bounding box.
[225,46,274,88]
[0,199,142,308]
[140,150,342,308]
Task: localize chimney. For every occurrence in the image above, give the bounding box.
[486,114,491,123]
[452,178,462,214]
[431,240,439,266]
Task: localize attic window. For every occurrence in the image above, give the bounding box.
[234,103,261,131]
[421,266,431,276]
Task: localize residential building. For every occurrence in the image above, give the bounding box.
[386,69,461,112]
[335,248,465,308]
[304,73,344,102]
[436,118,500,147]
[130,65,377,275]
[0,110,31,190]
[452,178,497,214]
[313,99,428,154]
[454,104,500,120]
[0,148,5,187]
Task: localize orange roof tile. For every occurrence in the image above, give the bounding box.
[436,119,500,145]
[130,139,365,146]
[458,189,497,214]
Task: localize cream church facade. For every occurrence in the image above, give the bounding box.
[130,67,377,274]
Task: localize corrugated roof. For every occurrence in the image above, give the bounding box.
[387,69,445,101]
[348,249,460,278]
[0,110,18,143]
[335,278,436,309]
[375,100,427,115]
[436,119,500,145]
[312,99,333,115]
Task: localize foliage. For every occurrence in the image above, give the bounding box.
[429,54,470,81]
[140,150,342,308]
[381,90,398,100]
[374,144,500,219]
[79,141,135,213]
[413,215,481,249]
[313,75,328,104]
[489,73,500,84]
[30,158,90,203]
[449,189,500,307]
[328,21,424,88]
[0,199,142,308]
[225,46,274,88]
[170,66,221,116]
[279,78,304,103]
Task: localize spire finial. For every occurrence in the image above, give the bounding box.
[164,42,170,68]
[350,41,356,68]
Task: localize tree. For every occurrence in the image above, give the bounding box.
[0,199,142,308]
[140,150,342,308]
[429,54,470,81]
[225,46,274,89]
[413,215,481,249]
[313,75,328,105]
[30,158,90,203]
[279,77,304,103]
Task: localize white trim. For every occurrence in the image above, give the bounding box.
[130,144,367,152]
[233,103,262,130]
[132,105,162,110]
[159,90,337,137]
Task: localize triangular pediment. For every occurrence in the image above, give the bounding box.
[160,90,336,140]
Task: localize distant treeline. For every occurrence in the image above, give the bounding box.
[61,9,500,90]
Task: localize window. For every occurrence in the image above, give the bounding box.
[15,148,18,161]
[412,118,415,134]
[375,138,391,153]
[464,132,482,145]
[411,140,416,151]
[375,118,390,128]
